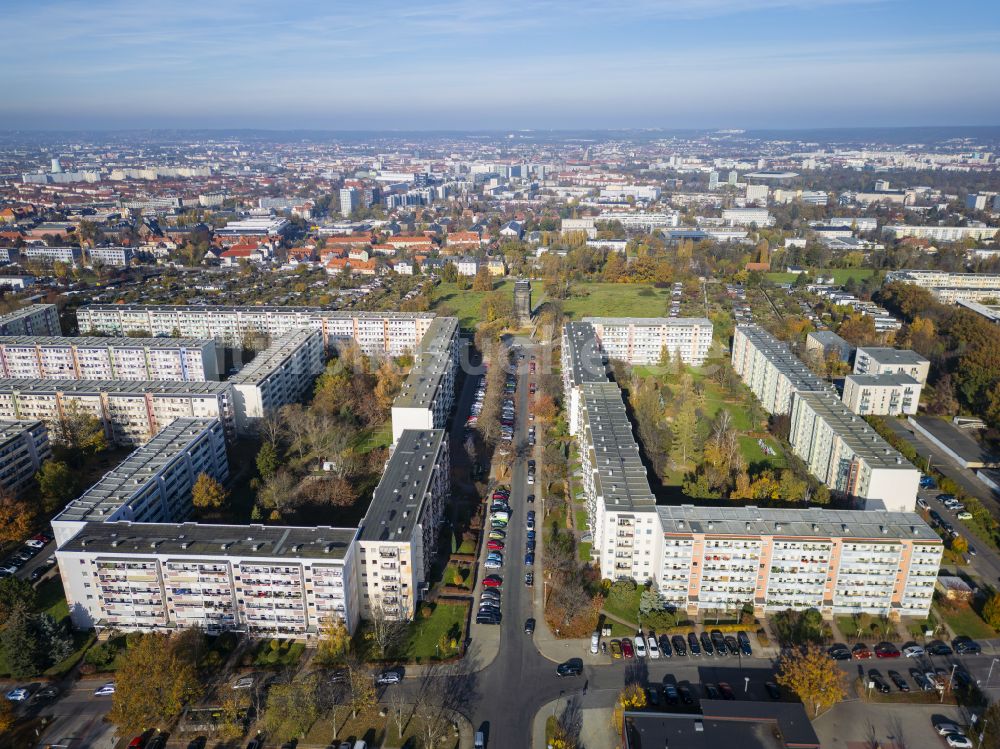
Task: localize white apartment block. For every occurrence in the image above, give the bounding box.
[882,225,999,242]
[559,323,937,619]
[56,521,359,635]
[598,212,680,231]
[390,318,459,442]
[0,305,61,336]
[600,185,660,201]
[583,317,714,366]
[51,418,229,547]
[722,208,774,227]
[0,378,236,446]
[843,373,922,416]
[456,257,479,276]
[230,330,324,430]
[0,420,51,496]
[561,217,597,237]
[789,391,919,512]
[87,247,132,268]
[731,326,830,415]
[21,246,82,266]
[0,336,218,381]
[76,305,437,356]
[853,347,930,385]
[805,330,854,363]
[356,429,450,620]
[885,269,1000,305]
[655,505,940,619]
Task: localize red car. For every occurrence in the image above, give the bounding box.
[487,540,505,551]
[483,575,503,588]
[874,642,900,658]
[852,643,872,659]
[492,491,510,499]
[621,637,635,659]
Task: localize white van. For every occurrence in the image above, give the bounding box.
[590,632,600,654]
[353,741,368,749]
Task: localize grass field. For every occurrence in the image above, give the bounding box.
[430,279,512,328]
[739,435,785,470]
[561,283,676,319]
[765,268,875,285]
[398,601,468,661]
[939,606,996,640]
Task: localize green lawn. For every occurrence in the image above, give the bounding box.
[739,435,786,470]
[561,283,675,319]
[575,508,590,532]
[603,585,642,626]
[578,542,592,562]
[354,422,393,454]
[939,607,997,640]
[398,601,468,661]
[765,268,875,285]
[456,539,477,555]
[430,280,513,328]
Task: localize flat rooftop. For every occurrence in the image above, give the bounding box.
[857,347,929,366]
[230,330,320,385]
[394,317,457,409]
[845,372,920,387]
[656,505,938,542]
[563,322,607,387]
[54,418,221,524]
[737,326,830,392]
[807,330,850,346]
[580,381,656,512]
[359,429,446,543]
[80,304,436,320]
[0,419,43,445]
[624,702,820,749]
[796,391,915,470]
[0,305,56,322]
[0,335,213,349]
[0,378,231,396]
[59,520,358,561]
[912,415,997,467]
[584,316,713,328]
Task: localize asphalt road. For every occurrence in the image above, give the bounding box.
[34,680,118,749]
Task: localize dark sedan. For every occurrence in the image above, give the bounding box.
[556,658,584,677]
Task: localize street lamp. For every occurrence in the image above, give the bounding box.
[988,658,999,687]
[744,676,750,694]
[942,663,957,703]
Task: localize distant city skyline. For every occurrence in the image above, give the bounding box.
[4,0,999,130]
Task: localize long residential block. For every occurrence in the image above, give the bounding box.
[789,391,919,512]
[885,269,1000,304]
[582,317,713,366]
[561,321,609,436]
[0,419,51,495]
[357,428,450,620]
[390,317,459,442]
[0,336,218,381]
[731,325,830,415]
[0,378,236,446]
[0,305,61,336]
[76,305,438,356]
[56,521,359,635]
[52,417,229,546]
[231,330,324,430]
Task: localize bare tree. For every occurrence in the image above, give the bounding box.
[386,686,410,741]
[368,598,406,658]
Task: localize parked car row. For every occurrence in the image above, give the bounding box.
[864,665,973,698]
[827,637,980,661]
[0,533,52,577]
[608,630,753,660]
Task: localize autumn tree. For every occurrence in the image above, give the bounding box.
[0,492,33,543]
[108,631,204,735]
[982,592,1000,630]
[36,459,78,511]
[0,576,37,623]
[191,473,228,511]
[262,675,321,739]
[471,266,494,292]
[256,469,300,518]
[776,644,846,717]
[612,684,647,734]
[671,399,699,467]
[346,658,376,719]
[255,441,280,481]
[52,402,108,461]
[316,615,351,664]
[368,598,405,658]
[950,535,969,555]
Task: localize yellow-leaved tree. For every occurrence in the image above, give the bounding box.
[612,683,647,735]
[776,644,846,717]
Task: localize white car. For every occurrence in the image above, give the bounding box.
[646,636,660,659]
[634,635,647,658]
[232,676,255,690]
[5,688,29,702]
[946,735,973,749]
[93,682,116,696]
[902,645,925,658]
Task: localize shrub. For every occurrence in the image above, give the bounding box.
[269,638,282,651]
[79,662,96,675]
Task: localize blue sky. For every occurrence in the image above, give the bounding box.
[3,0,999,129]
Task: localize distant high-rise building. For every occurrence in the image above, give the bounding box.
[875,179,891,192]
[708,171,719,191]
[50,157,62,173]
[339,188,359,217]
[728,170,738,185]
[966,194,988,211]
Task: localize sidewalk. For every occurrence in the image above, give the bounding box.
[531,695,617,749]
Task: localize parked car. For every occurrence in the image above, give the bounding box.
[646,634,660,659]
[935,723,964,736]
[703,683,720,699]
[556,659,583,677]
[868,670,890,693]
[874,642,901,658]
[724,636,740,656]
[887,671,909,692]
[699,631,715,656]
[902,645,925,658]
[678,685,694,705]
[671,635,688,657]
[524,618,536,635]
[5,688,29,702]
[687,632,701,657]
[927,640,953,656]
[827,644,851,661]
[737,631,753,657]
[610,640,622,659]
[232,676,255,690]
[764,682,781,700]
[482,575,503,588]
[658,634,673,658]
[634,634,648,658]
[911,670,933,691]
[954,637,981,654]
[375,669,402,685]
[946,735,973,749]
[852,643,872,659]
[663,682,679,704]
[622,638,635,659]
[94,682,116,696]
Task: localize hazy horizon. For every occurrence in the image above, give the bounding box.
[4,0,999,130]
